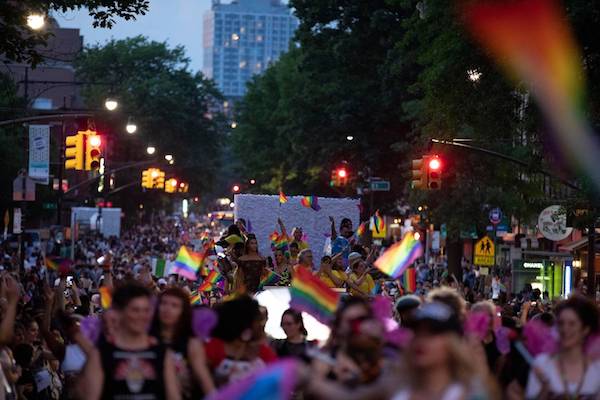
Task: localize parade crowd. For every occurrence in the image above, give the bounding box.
[0,215,598,400]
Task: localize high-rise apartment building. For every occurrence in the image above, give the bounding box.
[203,0,298,98]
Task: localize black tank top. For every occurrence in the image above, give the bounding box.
[99,338,166,400]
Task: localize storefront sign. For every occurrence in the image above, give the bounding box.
[538,205,572,241]
[523,262,544,269]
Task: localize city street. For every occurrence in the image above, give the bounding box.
[0,0,599,399]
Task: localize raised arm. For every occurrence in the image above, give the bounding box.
[164,349,182,400]
[329,216,337,240]
[277,218,288,238]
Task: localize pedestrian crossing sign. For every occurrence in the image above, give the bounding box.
[474,236,495,266]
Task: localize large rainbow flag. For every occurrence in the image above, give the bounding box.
[374,233,423,279]
[289,267,340,324]
[463,0,600,191]
[172,246,202,281]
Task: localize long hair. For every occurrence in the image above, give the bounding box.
[281,308,308,336]
[150,287,193,342]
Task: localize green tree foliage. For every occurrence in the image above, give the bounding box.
[0,74,27,216]
[232,1,413,200]
[233,0,600,234]
[76,36,226,197]
[0,1,149,66]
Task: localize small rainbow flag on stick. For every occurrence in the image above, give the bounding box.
[279,190,288,204]
[99,286,112,309]
[258,270,280,290]
[172,246,202,281]
[402,267,417,293]
[290,267,340,324]
[190,291,202,305]
[198,270,223,292]
[356,222,367,237]
[374,233,423,279]
[300,196,321,211]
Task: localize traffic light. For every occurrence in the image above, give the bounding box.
[427,155,442,190]
[232,184,240,193]
[165,178,178,193]
[178,182,189,193]
[330,167,349,187]
[65,132,84,170]
[411,157,425,189]
[141,169,152,188]
[84,131,102,171]
[154,170,165,189]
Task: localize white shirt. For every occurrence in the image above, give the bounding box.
[526,353,600,399]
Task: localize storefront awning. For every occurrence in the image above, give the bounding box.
[559,237,590,252]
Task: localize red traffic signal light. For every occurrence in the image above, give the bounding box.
[232,184,240,193]
[427,155,442,190]
[337,168,347,179]
[428,156,441,171]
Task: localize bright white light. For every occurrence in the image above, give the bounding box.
[165,154,173,161]
[168,159,174,165]
[146,146,156,155]
[229,202,235,208]
[467,69,482,82]
[231,122,238,129]
[126,117,137,134]
[231,33,240,41]
[565,265,572,297]
[27,14,45,30]
[414,232,421,241]
[250,179,256,185]
[182,199,189,218]
[104,98,118,111]
[346,135,354,141]
[255,288,331,341]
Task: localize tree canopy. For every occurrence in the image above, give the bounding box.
[231,0,600,234]
[0,0,149,66]
[76,36,226,199]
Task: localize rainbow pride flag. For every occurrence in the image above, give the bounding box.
[172,246,202,281]
[374,233,423,279]
[279,190,288,204]
[290,267,340,324]
[45,256,72,271]
[208,359,299,400]
[463,0,600,191]
[371,211,385,234]
[258,270,280,290]
[356,222,367,237]
[99,286,112,309]
[300,196,321,211]
[190,291,202,305]
[402,267,417,293]
[198,270,223,292]
[270,231,289,251]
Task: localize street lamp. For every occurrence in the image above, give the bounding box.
[104,98,118,111]
[125,117,137,134]
[346,135,354,141]
[165,154,173,161]
[146,146,156,155]
[231,121,238,129]
[26,14,45,30]
[250,179,256,185]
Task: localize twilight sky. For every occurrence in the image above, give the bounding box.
[56,0,213,73]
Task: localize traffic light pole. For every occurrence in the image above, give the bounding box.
[57,122,66,225]
[431,138,596,297]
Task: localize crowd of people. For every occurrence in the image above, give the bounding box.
[0,215,597,399]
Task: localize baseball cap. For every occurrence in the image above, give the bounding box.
[409,302,463,335]
[348,252,362,267]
